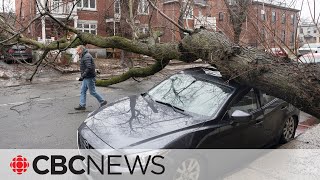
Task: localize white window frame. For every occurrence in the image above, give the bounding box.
[77,0,97,11]
[138,0,149,15]
[77,20,98,35]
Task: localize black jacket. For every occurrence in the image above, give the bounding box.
[80,49,96,78]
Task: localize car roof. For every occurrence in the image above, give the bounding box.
[180,67,242,89]
[302,53,320,57]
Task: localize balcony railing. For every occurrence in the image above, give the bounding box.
[50,1,77,16]
[194,16,216,30]
[163,0,208,6]
[37,0,77,16]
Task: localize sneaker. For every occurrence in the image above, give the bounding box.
[100,100,107,107]
[74,105,86,110]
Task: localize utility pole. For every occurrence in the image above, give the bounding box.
[314,0,315,21]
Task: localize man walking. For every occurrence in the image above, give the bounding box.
[74,45,107,110]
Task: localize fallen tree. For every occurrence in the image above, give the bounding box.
[17,29,320,118]
[1,1,319,118]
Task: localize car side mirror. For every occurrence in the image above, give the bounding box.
[231,110,252,123]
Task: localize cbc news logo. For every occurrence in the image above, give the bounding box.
[10,155,30,175]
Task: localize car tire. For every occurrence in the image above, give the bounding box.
[280,116,297,144]
[171,155,207,180]
[5,60,12,64]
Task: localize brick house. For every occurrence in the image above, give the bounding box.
[15,0,299,54]
[298,22,320,44]
[160,0,299,50]
[15,0,108,57]
[244,0,300,50]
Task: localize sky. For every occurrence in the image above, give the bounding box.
[0,0,318,21]
[293,0,319,21]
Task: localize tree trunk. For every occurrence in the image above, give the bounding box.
[180,30,320,118]
[18,29,320,118]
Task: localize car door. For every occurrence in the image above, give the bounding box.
[259,92,287,144]
[229,88,267,148]
[210,88,264,148]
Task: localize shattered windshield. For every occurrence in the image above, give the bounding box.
[148,73,233,117]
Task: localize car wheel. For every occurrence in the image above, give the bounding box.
[280,116,297,143]
[171,157,206,180]
[5,60,12,64]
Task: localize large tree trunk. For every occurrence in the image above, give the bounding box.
[18,29,320,118]
[180,30,320,118]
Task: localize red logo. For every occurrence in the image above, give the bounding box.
[10,155,30,175]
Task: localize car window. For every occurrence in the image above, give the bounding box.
[229,89,258,114]
[261,93,276,106]
[148,73,233,117]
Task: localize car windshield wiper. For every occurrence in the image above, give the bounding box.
[155,100,185,113]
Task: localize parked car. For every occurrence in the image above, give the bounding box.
[298,43,320,55]
[268,48,288,57]
[298,53,320,64]
[77,67,299,179]
[0,44,33,64]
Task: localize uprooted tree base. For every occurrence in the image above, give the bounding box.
[18,29,320,118]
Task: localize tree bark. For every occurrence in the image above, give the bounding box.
[180,30,320,118]
[17,29,320,118]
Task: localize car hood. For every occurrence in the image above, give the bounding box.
[84,95,208,149]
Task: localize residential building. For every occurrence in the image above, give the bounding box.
[15,0,300,54]
[15,0,107,57]
[244,0,300,50]
[298,22,320,44]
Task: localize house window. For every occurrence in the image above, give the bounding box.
[261,28,265,41]
[114,0,121,14]
[228,0,237,5]
[300,28,303,33]
[314,29,317,33]
[77,21,97,35]
[291,14,295,25]
[219,12,224,21]
[261,10,266,21]
[77,0,96,9]
[272,11,276,22]
[52,0,61,13]
[183,1,193,19]
[281,13,286,24]
[290,32,295,43]
[138,0,149,15]
[281,30,286,42]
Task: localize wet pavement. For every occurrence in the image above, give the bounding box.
[0,61,318,149]
[0,63,205,148]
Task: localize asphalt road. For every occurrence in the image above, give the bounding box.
[0,63,317,149]
[0,78,160,149]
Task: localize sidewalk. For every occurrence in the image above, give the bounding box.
[223,125,320,179]
[296,111,319,137]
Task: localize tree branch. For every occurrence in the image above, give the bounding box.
[96,59,170,86]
